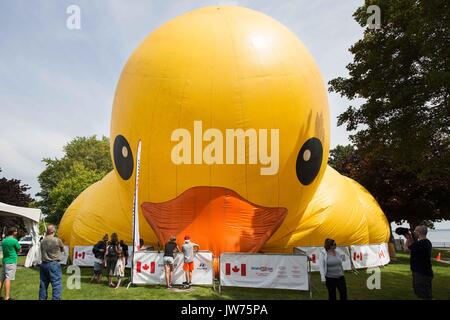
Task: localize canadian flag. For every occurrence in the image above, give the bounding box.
[225,263,246,276]
[136,261,156,274]
[75,252,85,259]
[353,252,363,261]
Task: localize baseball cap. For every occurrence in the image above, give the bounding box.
[184,235,190,240]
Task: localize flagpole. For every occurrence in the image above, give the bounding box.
[128,140,142,289]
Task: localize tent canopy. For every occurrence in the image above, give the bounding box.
[0,202,41,242]
[0,202,41,224]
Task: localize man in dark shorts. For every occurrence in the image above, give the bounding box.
[163,236,180,288]
[405,225,433,300]
[91,234,108,283]
[0,227,21,300]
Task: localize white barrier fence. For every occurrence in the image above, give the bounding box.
[294,243,390,270]
[350,243,390,269]
[73,245,133,267]
[132,251,214,285]
[293,246,352,272]
[219,253,309,291]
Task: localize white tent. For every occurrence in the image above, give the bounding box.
[0,202,41,267]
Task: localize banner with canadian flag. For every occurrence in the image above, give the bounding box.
[350,243,390,269]
[72,245,133,267]
[219,253,309,291]
[294,243,390,271]
[294,246,352,272]
[132,251,214,285]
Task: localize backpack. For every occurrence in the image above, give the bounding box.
[106,244,117,258]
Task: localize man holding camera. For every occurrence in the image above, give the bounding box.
[404,225,433,300]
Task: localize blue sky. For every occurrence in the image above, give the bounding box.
[1,1,448,228]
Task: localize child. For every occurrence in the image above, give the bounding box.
[114,247,126,289]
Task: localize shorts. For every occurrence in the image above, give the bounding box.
[183,261,194,272]
[1,263,17,281]
[163,256,174,265]
[93,261,103,275]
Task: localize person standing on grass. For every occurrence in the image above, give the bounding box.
[105,233,120,287]
[405,225,433,300]
[163,236,180,288]
[39,225,65,300]
[0,227,21,301]
[91,234,108,283]
[113,246,126,289]
[119,239,129,266]
[181,235,199,287]
[318,238,348,301]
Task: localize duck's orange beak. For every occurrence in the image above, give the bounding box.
[141,186,287,257]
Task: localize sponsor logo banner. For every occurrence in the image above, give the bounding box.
[220,253,309,291]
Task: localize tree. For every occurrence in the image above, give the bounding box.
[37,136,112,224]
[0,167,32,235]
[328,0,450,226]
[0,168,32,207]
[329,144,450,229]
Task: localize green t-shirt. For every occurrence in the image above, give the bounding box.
[1,236,21,264]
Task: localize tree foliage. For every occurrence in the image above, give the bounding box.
[37,136,112,224]
[329,145,450,227]
[0,167,32,207]
[0,168,32,234]
[328,0,450,225]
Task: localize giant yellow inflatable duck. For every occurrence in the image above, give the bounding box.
[59,6,389,255]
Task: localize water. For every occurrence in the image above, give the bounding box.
[427,229,450,247]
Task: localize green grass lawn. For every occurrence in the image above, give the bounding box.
[2,253,450,300]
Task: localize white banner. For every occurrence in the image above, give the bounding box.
[220,253,309,291]
[72,245,133,267]
[60,245,69,265]
[132,251,214,285]
[350,243,391,269]
[294,246,352,272]
[72,246,96,267]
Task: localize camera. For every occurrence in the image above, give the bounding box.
[395,227,417,241]
[395,227,410,236]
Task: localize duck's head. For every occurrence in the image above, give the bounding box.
[110,6,329,254]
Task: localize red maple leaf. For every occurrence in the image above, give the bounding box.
[143,264,149,271]
[232,266,240,273]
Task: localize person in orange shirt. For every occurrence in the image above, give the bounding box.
[181,235,199,287]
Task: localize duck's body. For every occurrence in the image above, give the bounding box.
[59,6,389,254]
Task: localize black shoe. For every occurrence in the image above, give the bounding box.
[182,281,188,285]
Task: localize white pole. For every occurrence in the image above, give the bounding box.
[128,140,142,289]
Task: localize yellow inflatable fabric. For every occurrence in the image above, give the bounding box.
[59,6,390,253]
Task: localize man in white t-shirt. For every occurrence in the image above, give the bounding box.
[181,235,199,286]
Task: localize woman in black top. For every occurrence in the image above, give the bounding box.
[105,233,120,287]
[163,236,180,288]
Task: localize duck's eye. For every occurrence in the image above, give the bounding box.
[296,137,323,185]
[113,135,134,180]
